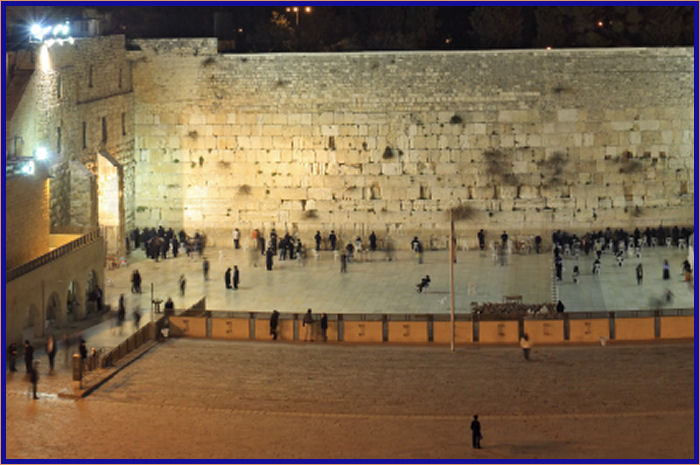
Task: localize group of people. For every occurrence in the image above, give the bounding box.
[130,226,207,262]
[268,308,329,342]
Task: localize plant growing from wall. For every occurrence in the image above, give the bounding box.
[199,156,205,167]
[136,206,148,213]
[238,184,251,195]
[202,57,216,67]
[187,130,198,139]
[303,209,319,219]
[449,114,463,124]
[382,146,394,159]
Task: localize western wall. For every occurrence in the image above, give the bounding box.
[129,39,693,248]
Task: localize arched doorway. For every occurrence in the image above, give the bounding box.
[46,291,62,330]
[25,304,41,338]
[86,270,103,314]
[67,279,84,320]
[97,150,125,258]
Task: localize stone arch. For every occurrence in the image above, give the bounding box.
[25,303,42,338]
[46,291,65,329]
[85,269,103,313]
[67,279,86,320]
[97,149,126,258]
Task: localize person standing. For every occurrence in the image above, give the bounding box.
[329,230,337,251]
[233,227,240,249]
[501,231,508,249]
[303,309,314,342]
[369,231,377,252]
[203,257,210,281]
[29,361,39,399]
[270,310,280,340]
[24,340,34,374]
[79,339,88,371]
[179,274,186,296]
[416,240,424,264]
[131,269,142,294]
[470,415,482,449]
[534,235,542,254]
[320,313,328,342]
[519,333,531,361]
[46,334,57,372]
[225,267,232,289]
[477,229,485,251]
[340,253,347,273]
[314,231,322,251]
[133,309,141,330]
[636,263,644,285]
[233,265,240,290]
[662,259,670,280]
[556,300,565,313]
[8,342,18,372]
[266,247,274,271]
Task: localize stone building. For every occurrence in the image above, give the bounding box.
[4,35,695,344]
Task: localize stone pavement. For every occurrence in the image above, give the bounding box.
[5,339,694,459]
[102,244,693,317]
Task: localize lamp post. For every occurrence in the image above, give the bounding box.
[285,6,312,27]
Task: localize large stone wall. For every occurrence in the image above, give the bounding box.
[8,35,135,232]
[129,41,693,247]
[5,173,50,269]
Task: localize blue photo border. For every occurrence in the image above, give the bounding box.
[1,1,698,464]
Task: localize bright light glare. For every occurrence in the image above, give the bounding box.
[30,23,42,38]
[21,160,35,176]
[35,147,48,161]
[305,6,311,13]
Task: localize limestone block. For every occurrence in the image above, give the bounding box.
[318,112,334,125]
[381,163,401,176]
[321,125,339,136]
[642,131,662,145]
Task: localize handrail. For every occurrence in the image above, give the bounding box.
[6,230,101,282]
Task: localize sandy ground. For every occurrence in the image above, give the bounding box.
[5,339,694,460]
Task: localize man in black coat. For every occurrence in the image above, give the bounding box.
[470,414,482,449]
[225,267,232,289]
[269,310,280,340]
[233,266,240,290]
[266,248,274,271]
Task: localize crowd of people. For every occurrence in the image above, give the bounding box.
[129,226,207,262]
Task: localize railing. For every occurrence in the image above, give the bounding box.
[6,230,101,281]
[101,318,163,368]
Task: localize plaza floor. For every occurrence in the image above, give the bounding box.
[101,244,694,318]
[4,244,696,460]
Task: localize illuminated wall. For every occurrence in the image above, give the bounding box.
[129,40,693,247]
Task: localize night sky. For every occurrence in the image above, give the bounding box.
[4,4,696,52]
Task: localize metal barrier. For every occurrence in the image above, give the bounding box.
[7,230,101,281]
[101,318,163,368]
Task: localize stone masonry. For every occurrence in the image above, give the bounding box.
[129,40,693,247]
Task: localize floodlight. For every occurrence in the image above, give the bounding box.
[35,147,48,161]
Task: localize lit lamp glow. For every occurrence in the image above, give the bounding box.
[20,160,36,176]
[35,147,48,161]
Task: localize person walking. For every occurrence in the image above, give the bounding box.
[302,309,314,342]
[131,269,142,293]
[320,313,328,342]
[8,342,18,372]
[24,340,34,374]
[470,415,482,449]
[233,265,240,290]
[519,333,532,361]
[133,309,141,330]
[46,334,57,372]
[636,263,643,285]
[29,361,40,399]
[270,310,280,340]
[225,267,232,289]
[340,253,347,273]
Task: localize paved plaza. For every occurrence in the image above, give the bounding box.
[4,242,695,460]
[4,340,694,459]
[101,244,694,317]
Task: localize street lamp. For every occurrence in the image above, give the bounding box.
[285,6,311,26]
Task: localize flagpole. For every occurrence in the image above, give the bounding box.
[450,210,455,352]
